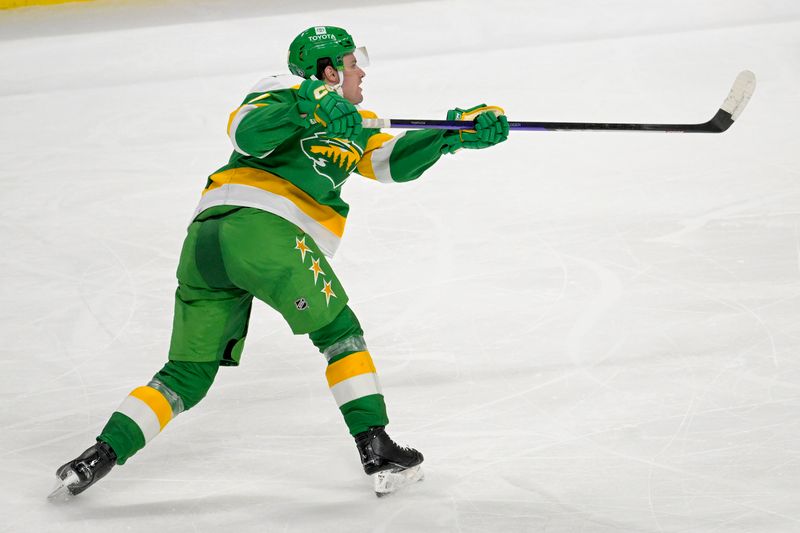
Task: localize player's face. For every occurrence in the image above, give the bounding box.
[340,53,365,104]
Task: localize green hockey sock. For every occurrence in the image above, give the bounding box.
[98,360,219,464]
[309,306,389,435]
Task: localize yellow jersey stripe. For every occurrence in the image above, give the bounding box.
[325,351,376,388]
[227,103,267,137]
[205,167,347,237]
[356,133,394,180]
[129,386,173,430]
[247,93,272,104]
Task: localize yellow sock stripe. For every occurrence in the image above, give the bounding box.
[129,386,173,430]
[325,351,376,388]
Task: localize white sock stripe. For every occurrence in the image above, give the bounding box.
[330,372,382,407]
[116,395,162,443]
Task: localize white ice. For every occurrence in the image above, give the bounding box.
[1,0,800,531]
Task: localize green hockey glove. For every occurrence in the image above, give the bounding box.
[441,104,509,154]
[297,79,363,140]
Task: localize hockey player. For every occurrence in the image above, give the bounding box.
[50,26,509,498]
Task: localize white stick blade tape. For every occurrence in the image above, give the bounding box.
[721,70,756,121]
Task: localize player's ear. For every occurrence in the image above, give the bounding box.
[323,65,339,84]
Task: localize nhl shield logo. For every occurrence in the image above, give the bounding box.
[295,298,309,311]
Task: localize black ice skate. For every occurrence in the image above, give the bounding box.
[354,427,424,496]
[48,441,117,500]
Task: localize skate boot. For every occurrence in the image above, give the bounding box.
[48,441,117,500]
[354,427,424,496]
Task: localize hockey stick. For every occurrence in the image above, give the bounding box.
[362,70,756,133]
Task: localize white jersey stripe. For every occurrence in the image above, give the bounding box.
[249,74,305,94]
[194,184,342,257]
[368,132,406,183]
[228,74,305,157]
[229,105,271,157]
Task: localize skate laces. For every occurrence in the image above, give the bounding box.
[381,431,416,455]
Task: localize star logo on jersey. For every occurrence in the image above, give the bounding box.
[309,258,325,284]
[300,133,363,188]
[295,236,313,262]
[321,280,337,306]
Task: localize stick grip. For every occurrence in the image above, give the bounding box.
[362,118,392,129]
[362,118,477,130]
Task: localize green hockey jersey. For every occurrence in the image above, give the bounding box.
[194,74,449,256]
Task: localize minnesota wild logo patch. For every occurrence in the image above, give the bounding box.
[300,133,363,188]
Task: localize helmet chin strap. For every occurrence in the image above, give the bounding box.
[326,69,345,96]
[311,71,344,96]
[311,64,345,96]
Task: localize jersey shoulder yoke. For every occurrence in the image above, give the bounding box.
[250,74,306,94]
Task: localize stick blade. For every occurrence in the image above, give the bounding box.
[720,70,756,122]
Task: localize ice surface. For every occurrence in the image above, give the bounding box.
[1,0,800,531]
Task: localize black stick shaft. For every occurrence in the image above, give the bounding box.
[383,109,733,133]
[364,71,754,135]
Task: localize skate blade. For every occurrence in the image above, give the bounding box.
[374,465,424,497]
[47,469,80,501]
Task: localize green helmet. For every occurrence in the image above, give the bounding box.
[287,26,358,79]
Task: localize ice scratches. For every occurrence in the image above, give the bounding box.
[0,426,93,459]
[516,231,570,336]
[648,188,800,245]
[407,253,625,437]
[684,251,779,367]
[449,393,800,517]
[606,244,782,370]
[796,222,800,277]
[564,256,622,365]
[78,237,138,343]
[372,499,426,533]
